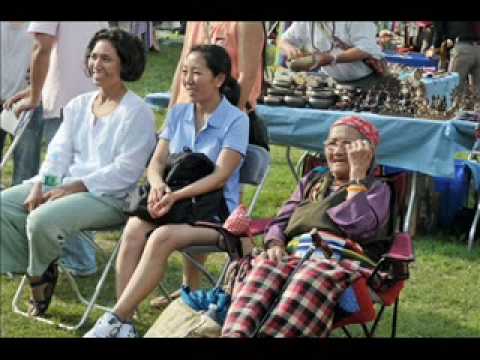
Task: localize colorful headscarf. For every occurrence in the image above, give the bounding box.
[331,116,380,146]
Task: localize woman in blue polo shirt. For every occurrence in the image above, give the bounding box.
[85,44,249,337]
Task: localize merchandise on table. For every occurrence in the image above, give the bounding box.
[260,67,467,120]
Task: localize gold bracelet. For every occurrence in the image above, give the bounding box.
[347,184,368,193]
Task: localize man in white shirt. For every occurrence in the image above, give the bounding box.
[5,21,109,277]
[279,21,385,89]
[0,21,33,167]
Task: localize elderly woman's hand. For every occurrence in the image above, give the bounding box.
[346,139,373,182]
[261,245,287,263]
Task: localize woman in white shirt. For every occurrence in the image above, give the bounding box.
[0,28,157,317]
[279,22,386,89]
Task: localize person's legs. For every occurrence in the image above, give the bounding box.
[0,182,34,275]
[470,44,480,98]
[0,129,7,165]
[112,224,221,321]
[221,257,297,338]
[12,105,44,185]
[449,42,476,92]
[38,113,99,276]
[25,191,128,277]
[115,217,156,300]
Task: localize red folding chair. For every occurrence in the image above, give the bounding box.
[246,157,415,338]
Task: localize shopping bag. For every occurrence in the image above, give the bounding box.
[144,297,221,338]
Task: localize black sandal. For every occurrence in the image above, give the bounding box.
[28,262,59,317]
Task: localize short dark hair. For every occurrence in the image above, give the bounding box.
[188,44,240,106]
[85,28,146,82]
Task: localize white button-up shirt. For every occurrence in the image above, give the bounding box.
[281,21,384,82]
[29,90,157,200]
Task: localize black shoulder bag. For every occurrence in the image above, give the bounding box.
[127,150,229,226]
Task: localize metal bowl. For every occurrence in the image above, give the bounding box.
[284,95,307,108]
[272,79,293,88]
[263,95,283,106]
[308,97,335,109]
[307,89,336,98]
[267,87,294,96]
[335,84,356,91]
[293,89,305,97]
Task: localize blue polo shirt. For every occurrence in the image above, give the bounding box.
[159,96,249,213]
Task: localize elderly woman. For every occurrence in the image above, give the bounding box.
[84,44,249,338]
[279,21,386,89]
[221,116,391,337]
[0,28,157,316]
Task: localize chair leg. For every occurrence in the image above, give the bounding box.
[369,304,386,337]
[341,326,352,338]
[468,199,480,251]
[180,251,217,287]
[286,146,300,183]
[361,323,371,338]
[11,240,120,331]
[391,298,399,338]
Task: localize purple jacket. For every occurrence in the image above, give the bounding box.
[264,173,391,249]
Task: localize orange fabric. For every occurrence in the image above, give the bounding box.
[176,22,263,108]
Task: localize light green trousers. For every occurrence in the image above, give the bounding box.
[0,182,128,277]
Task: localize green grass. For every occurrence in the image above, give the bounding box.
[2,43,480,338]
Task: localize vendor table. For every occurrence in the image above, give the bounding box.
[256,105,475,178]
[145,92,475,178]
[398,71,460,107]
[383,51,438,69]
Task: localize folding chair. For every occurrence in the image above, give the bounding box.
[161,144,272,296]
[295,157,416,338]
[12,224,125,331]
[244,156,416,338]
[330,168,416,338]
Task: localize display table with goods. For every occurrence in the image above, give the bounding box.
[383,50,438,69]
[145,89,476,178]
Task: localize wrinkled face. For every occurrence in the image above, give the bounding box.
[88,40,122,87]
[324,125,364,180]
[181,51,225,103]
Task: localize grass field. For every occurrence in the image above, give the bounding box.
[1,42,480,338]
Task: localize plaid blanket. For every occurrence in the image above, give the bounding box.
[221,256,361,337]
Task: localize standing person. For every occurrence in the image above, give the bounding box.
[5,21,109,277]
[0,28,156,317]
[147,21,265,308]
[278,22,385,89]
[427,21,480,97]
[378,29,397,51]
[84,44,249,338]
[0,21,33,165]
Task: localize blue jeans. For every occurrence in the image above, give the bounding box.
[3,105,97,276]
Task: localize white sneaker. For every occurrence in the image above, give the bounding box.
[83,312,138,338]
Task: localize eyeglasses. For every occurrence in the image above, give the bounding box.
[323,139,352,150]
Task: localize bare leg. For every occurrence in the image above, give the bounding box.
[113,224,220,321]
[115,217,155,300]
[182,254,207,290]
